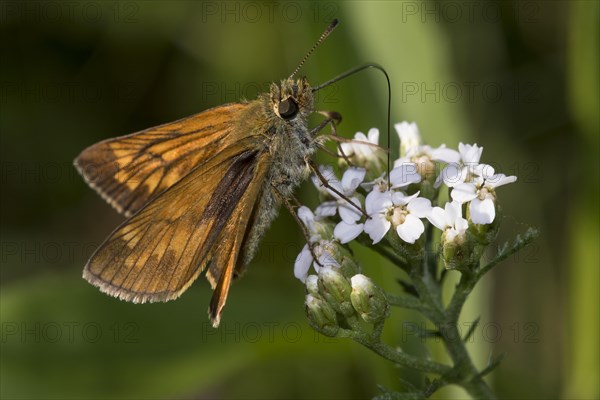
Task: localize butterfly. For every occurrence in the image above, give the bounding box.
[74,20,354,327]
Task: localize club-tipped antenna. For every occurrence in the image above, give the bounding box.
[289,19,339,79]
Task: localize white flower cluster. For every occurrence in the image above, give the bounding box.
[294,122,517,282]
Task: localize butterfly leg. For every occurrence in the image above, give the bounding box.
[306,158,370,219]
[312,111,388,167]
[310,111,353,165]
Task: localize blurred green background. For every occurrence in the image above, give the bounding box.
[1,1,598,399]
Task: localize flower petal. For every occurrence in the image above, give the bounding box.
[393,156,411,168]
[339,141,355,156]
[366,190,392,214]
[395,121,421,156]
[364,214,391,244]
[445,201,462,225]
[407,197,432,218]
[459,143,483,164]
[339,197,362,223]
[390,163,421,188]
[315,201,337,218]
[341,167,366,194]
[367,127,380,144]
[434,173,445,189]
[455,216,469,233]
[312,165,336,195]
[392,190,419,206]
[470,197,495,224]
[441,163,463,187]
[451,183,478,203]
[294,244,314,282]
[334,221,364,244]
[297,206,315,230]
[474,163,495,179]
[431,146,460,163]
[396,214,425,244]
[427,206,447,230]
[354,132,368,142]
[486,173,517,189]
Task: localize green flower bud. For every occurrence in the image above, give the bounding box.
[305,294,339,337]
[385,230,424,269]
[329,242,361,277]
[318,266,355,318]
[305,275,319,296]
[350,274,390,324]
[441,230,483,272]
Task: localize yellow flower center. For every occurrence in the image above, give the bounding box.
[386,206,407,227]
[411,155,436,179]
[477,186,496,201]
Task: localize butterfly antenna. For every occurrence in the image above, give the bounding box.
[289,19,339,79]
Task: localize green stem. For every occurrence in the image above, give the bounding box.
[386,293,432,313]
[369,242,409,269]
[346,228,539,398]
[437,229,539,397]
[342,328,452,375]
[409,268,445,322]
[477,228,538,279]
[446,271,477,323]
[432,269,495,399]
[425,223,438,278]
[414,265,495,398]
[386,286,442,325]
[438,322,496,399]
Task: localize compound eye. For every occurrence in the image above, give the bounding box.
[278,98,298,120]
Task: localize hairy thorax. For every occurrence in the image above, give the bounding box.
[238,80,317,270]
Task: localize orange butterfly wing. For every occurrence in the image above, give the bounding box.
[74,103,247,217]
[82,140,271,325]
[77,100,277,326]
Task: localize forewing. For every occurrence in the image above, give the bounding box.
[83,141,269,305]
[75,103,247,217]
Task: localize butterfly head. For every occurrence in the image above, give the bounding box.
[270,77,313,121]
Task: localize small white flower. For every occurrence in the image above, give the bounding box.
[311,165,337,196]
[362,161,425,194]
[311,165,366,201]
[364,190,432,244]
[394,145,460,167]
[360,172,390,193]
[294,206,339,282]
[312,166,366,243]
[436,143,485,188]
[451,168,517,225]
[297,205,330,236]
[394,122,460,181]
[294,239,339,283]
[339,128,380,164]
[427,201,469,243]
[395,122,422,157]
[333,221,363,244]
